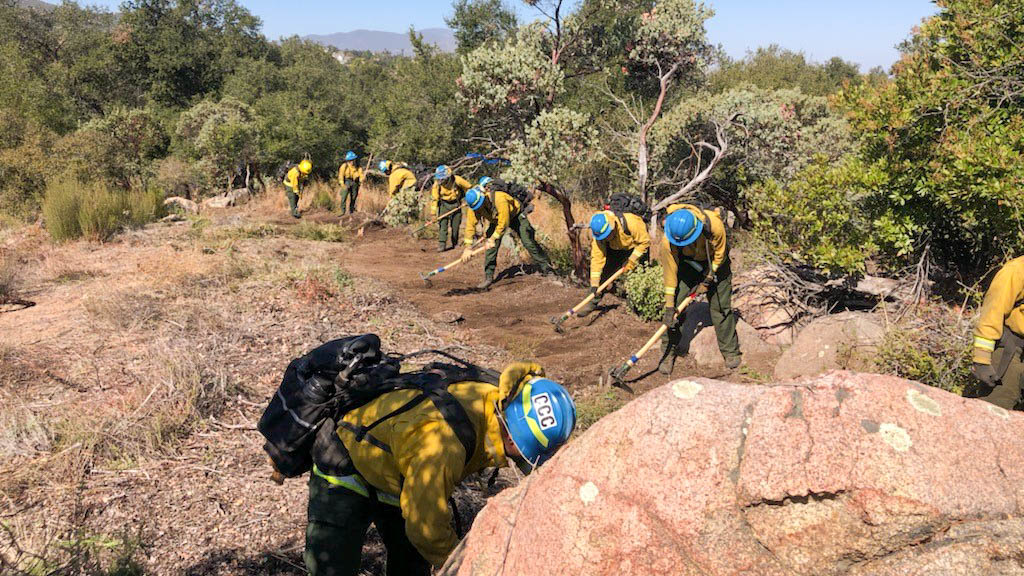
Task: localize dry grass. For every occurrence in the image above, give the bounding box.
[0,250,20,305]
[82,290,164,332]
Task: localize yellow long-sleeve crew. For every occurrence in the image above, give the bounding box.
[590,211,651,287]
[387,167,417,197]
[658,204,728,308]
[336,361,543,566]
[463,191,521,246]
[431,175,472,205]
[338,162,363,185]
[973,257,1024,365]
[283,166,306,192]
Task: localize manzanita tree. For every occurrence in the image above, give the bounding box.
[459,6,605,279]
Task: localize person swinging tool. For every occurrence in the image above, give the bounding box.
[337,151,363,215]
[576,209,651,318]
[461,177,554,290]
[658,204,742,374]
[379,160,417,198]
[430,165,472,252]
[287,344,576,576]
[970,256,1024,410]
[284,159,312,219]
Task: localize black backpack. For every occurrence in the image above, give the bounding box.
[258,335,498,478]
[489,178,533,207]
[274,161,296,182]
[605,193,652,237]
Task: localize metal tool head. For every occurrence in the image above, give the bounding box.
[550,315,566,334]
[420,272,433,287]
[611,379,635,395]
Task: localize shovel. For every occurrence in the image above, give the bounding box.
[550,266,628,333]
[610,290,699,385]
[420,242,491,287]
[410,204,463,237]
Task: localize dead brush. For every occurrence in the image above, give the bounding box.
[294,271,337,304]
[82,290,164,332]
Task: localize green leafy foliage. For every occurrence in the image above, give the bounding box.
[176,98,259,191]
[383,186,423,227]
[746,157,877,274]
[504,108,599,186]
[446,0,518,55]
[708,45,868,96]
[623,262,664,321]
[833,0,1024,275]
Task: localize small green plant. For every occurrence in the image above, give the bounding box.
[875,302,975,395]
[575,390,629,431]
[623,263,665,322]
[331,266,353,291]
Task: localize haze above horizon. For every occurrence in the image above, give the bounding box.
[78,0,938,70]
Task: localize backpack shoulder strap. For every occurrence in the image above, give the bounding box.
[613,210,631,237]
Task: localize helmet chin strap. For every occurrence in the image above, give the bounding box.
[493,401,536,479]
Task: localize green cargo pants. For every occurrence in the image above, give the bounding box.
[285,186,300,218]
[663,257,741,362]
[976,345,1024,410]
[482,213,552,281]
[305,473,431,576]
[437,199,462,250]
[339,180,360,214]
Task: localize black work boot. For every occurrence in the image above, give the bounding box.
[725,355,743,370]
[437,243,446,253]
[477,276,494,290]
[658,342,677,375]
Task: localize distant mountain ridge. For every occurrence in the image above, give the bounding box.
[305,28,456,55]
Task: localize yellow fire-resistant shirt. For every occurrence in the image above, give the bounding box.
[283,166,307,192]
[335,362,543,566]
[658,204,728,307]
[430,175,472,211]
[387,166,417,197]
[463,190,522,246]
[338,161,364,185]
[973,256,1024,364]
[590,211,651,287]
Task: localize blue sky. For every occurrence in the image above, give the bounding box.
[84,0,937,70]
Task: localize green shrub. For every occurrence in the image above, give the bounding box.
[623,263,664,322]
[382,186,423,227]
[875,302,976,395]
[309,185,337,212]
[42,178,164,242]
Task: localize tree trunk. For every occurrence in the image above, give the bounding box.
[541,182,587,282]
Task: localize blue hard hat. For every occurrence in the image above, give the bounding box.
[664,209,704,247]
[589,211,615,241]
[434,165,451,181]
[379,160,390,173]
[466,187,486,211]
[344,151,358,162]
[503,377,576,473]
[478,176,493,188]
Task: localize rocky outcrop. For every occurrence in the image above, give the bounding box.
[733,266,803,346]
[163,196,199,215]
[202,188,252,209]
[689,318,782,369]
[774,311,884,381]
[443,372,1024,576]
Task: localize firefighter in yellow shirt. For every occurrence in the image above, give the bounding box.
[575,210,651,318]
[461,178,553,290]
[283,159,312,219]
[657,204,741,373]
[337,151,363,215]
[430,165,472,252]
[379,160,417,197]
[304,361,576,575]
[970,256,1024,410]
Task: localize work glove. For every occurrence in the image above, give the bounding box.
[587,286,599,299]
[431,204,438,216]
[971,363,999,388]
[498,361,546,406]
[696,276,714,296]
[460,248,475,263]
[662,306,677,328]
[485,237,498,250]
[623,259,638,273]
